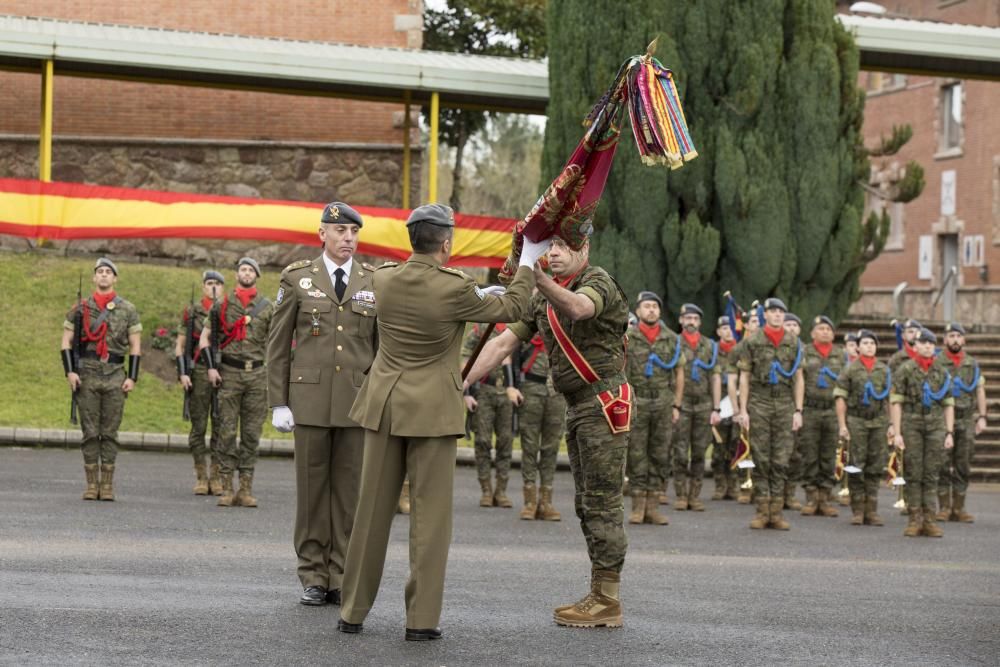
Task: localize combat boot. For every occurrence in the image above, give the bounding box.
[553,570,623,628]
[520,483,538,520]
[749,497,769,529]
[817,488,839,517]
[82,464,99,501]
[98,464,116,501]
[554,576,597,615]
[208,463,223,496]
[783,482,802,511]
[921,508,943,537]
[935,491,951,521]
[724,473,740,500]
[673,480,688,511]
[850,495,865,525]
[838,489,850,506]
[643,491,669,525]
[864,496,883,526]
[538,486,561,521]
[688,480,705,511]
[628,492,646,524]
[397,479,411,515]
[768,498,790,530]
[737,487,752,504]
[800,486,818,516]
[193,461,209,496]
[952,492,974,523]
[711,471,726,500]
[903,508,921,537]
[478,478,493,507]
[234,471,258,508]
[217,473,235,507]
[493,476,513,508]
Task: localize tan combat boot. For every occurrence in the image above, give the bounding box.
[397,479,411,515]
[82,464,99,501]
[838,489,850,506]
[784,482,802,511]
[478,478,493,507]
[768,498,790,530]
[902,508,921,537]
[208,463,223,496]
[817,488,840,517]
[935,491,951,521]
[724,472,740,500]
[628,492,646,525]
[193,461,209,496]
[850,495,865,525]
[711,471,726,501]
[217,473,235,507]
[494,476,513,508]
[688,480,705,512]
[554,576,597,615]
[520,483,538,520]
[234,471,258,508]
[864,496,884,526]
[922,507,943,537]
[553,570,623,628]
[737,487,751,504]
[538,486,561,521]
[749,497,769,529]
[800,486,818,516]
[673,480,688,511]
[98,464,116,501]
[643,491,669,525]
[952,492,974,523]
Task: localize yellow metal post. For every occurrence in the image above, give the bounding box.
[428,91,439,203]
[39,59,54,182]
[402,90,411,210]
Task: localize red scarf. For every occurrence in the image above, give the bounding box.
[764,325,784,348]
[495,323,507,333]
[858,355,876,373]
[718,339,737,355]
[639,322,661,345]
[235,286,257,308]
[201,296,214,312]
[812,341,833,358]
[944,349,964,368]
[554,263,588,288]
[682,331,701,349]
[218,296,249,349]
[80,291,117,361]
[92,291,116,311]
[522,333,546,373]
[904,340,918,361]
[914,355,935,373]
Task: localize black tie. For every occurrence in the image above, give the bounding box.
[334,268,346,301]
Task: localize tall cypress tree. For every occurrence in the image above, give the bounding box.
[543,0,875,327]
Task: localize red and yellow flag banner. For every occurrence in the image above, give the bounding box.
[0,178,514,267]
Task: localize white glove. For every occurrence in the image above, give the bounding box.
[482,285,506,297]
[272,406,295,433]
[519,236,552,268]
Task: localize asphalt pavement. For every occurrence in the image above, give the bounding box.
[1,447,998,666]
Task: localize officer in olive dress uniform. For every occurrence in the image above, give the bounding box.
[267,202,377,607]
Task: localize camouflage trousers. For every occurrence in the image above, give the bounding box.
[566,397,627,574]
[473,387,513,481]
[77,359,126,465]
[518,381,566,487]
[787,432,802,487]
[845,416,889,502]
[627,395,672,491]
[747,391,795,498]
[187,364,220,465]
[711,418,740,489]
[673,401,712,487]
[217,366,268,475]
[939,413,975,494]
[798,405,839,491]
[901,411,945,510]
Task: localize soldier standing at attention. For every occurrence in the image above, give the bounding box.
[711,316,740,500]
[843,332,859,364]
[463,323,516,508]
[200,257,273,508]
[888,318,922,373]
[890,328,954,537]
[833,329,891,526]
[798,315,845,518]
[267,202,377,607]
[674,303,715,512]
[781,313,804,510]
[175,270,225,496]
[935,323,987,523]
[728,306,760,505]
[467,236,631,629]
[624,291,683,525]
[338,204,544,641]
[736,298,804,531]
[61,258,142,501]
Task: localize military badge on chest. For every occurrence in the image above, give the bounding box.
[353,290,376,310]
[311,308,321,336]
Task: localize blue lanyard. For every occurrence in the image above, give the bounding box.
[768,340,803,384]
[816,366,839,389]
[951,363,980,396]
[922,372,952,407]
[861,367,890,406]
[645,339,682,378]
[691,340,718,382]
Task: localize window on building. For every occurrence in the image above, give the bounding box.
[865,71,906,94]
[940,82,963,152]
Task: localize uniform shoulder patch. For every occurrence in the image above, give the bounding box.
[282,259,313,274]
[437,266,470,280]
[376,261,398,270]
[362,262,377,271]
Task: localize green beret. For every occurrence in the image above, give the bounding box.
[321,201,364,227]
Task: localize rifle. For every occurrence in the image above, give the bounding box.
[69,273,83,424]
[210,285,221,420]
[182,284,195,421]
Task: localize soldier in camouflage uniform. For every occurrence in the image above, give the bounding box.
[798,315,845,518]
[624,291,683,525]
[888,318,922,373]
[61,258,142,502]
[935,323,987,523]
[781,313,804,510]
[890,328,955,537]
[711,316,740,500]
[175,270,225,496]
[463,323,515,508]
[200,257,274,508]
[728,306,760,504]
[507,330,566,521]
[843,331,859,364]
[736,298,804,531]
[468,237,630,628]
[834,329,891,526]
[674,303,716,512]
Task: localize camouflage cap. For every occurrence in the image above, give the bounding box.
[636,290,662,308]
[202,270,225,284]
[406,203,455,227]
[94,257,118,276]
[237,257,261,277]
[321,201,364,227]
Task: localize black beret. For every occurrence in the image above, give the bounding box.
[202,270,225,284]
[237,257,261,277]
[916,328,937,344]
[406,203,455,228]
[784,313,801,325]
[857,329,878,345]
[636,291,662,308]
[679,303,703,317]
[843,331,859,343]
[903,318,922,330]
[321,201,363,227]
[945,322,966,335]
[812,315,834,329]
[763,297,787,312]
[94,257,118,276]
[717,316,731,329]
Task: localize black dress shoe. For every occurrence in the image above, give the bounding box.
[299,586,328,606]
[405,627,443,641]
[338,619,363,634]
[326,588,342,606]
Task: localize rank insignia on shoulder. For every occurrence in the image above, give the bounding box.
[284,259,312,272]
[275,287,285,305]
[362,262,377,272]
[438,266,468,279]
[474,286,485,301]
[376,261,398,270]
[299,277,313,290]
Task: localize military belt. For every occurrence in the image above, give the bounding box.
[804,397,834,410]
[953,406,970,420]
[80,350,125,364]
[221,357,265,371]
[632,387,661,400]
[902,402,937,416]
[751,382,792,397]
[523,372,548,385]
[847,407,883,420]
[564,372,628,407]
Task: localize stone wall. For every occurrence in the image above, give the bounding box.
[850,286,1000,328]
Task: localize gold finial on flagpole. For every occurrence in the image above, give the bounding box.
[645,37,659,60]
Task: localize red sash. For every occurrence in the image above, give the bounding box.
[546,303,631,434]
